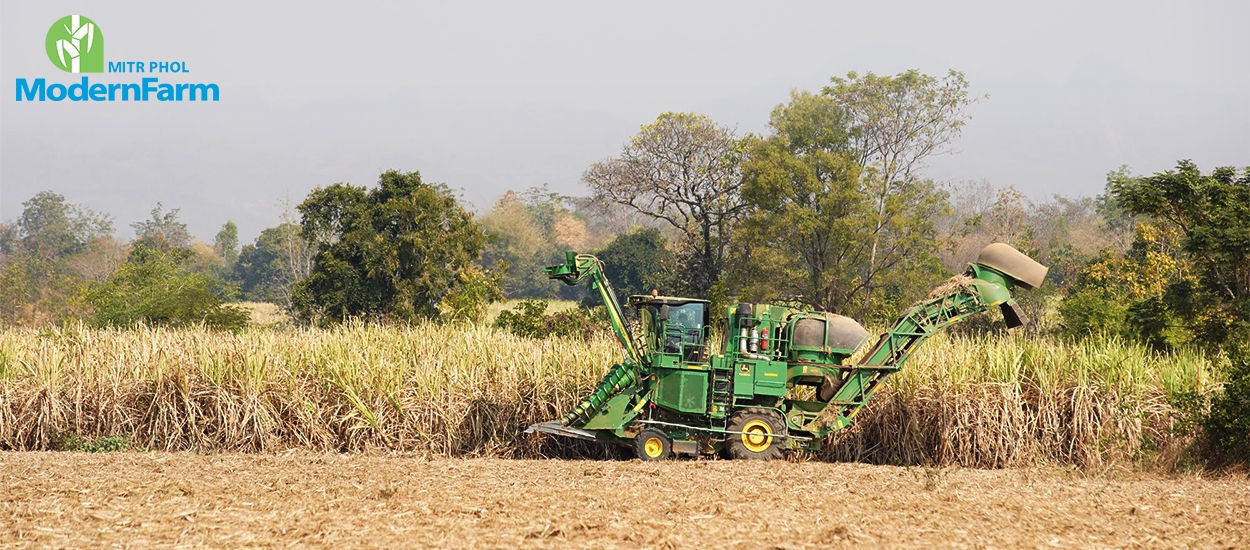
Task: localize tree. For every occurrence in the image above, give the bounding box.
[479,190,555,298]
[16,190,112,260]
[733,90,948,322]
[185,240,225,278]
[586,227,676,306]
[131,203,191,252]
[437,264,505,324]
[1059,206,1191,348]
[823,70,978,314]
[582,112,746,298]
[553,212,588,251]
[233,223,311,305]
[86,244,248,331]
[0,222,18,259]
[292,170,492,323]
[67,235,128,283]
[479,186,591,299]
[520,184,568,238]
[567,196,670,251]
[0,191,113,325]
[1100,161,1250,464]
[275,198,314,303]
[1204,346,1250,463]
[1106,160,1250,346]
[214,221,240,270]
[1058,161,1250,348]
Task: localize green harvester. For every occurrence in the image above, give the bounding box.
[525,243,1048,460]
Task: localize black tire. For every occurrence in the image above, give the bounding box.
[633,428,673,461]
[724,409,785,460]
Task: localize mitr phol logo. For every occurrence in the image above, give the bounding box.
[47,15,104,73]
[16,14,220,103]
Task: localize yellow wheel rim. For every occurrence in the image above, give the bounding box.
[741,419,773,452]
[643,437,664,458]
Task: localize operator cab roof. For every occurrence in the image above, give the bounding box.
[626,295,709,308]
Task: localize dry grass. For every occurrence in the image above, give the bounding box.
[825,333,1220,469]
[0,323,1220,468]
[0,322,619,457]
[2,452,1246,548]
[234,302,291,327]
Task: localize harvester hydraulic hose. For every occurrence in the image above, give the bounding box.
[561,361,640,426]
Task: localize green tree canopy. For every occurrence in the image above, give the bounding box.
[588,227,676,305]
[480,189,559,298]
[823,70,977,315]
[15,190,113,260]
[1091,160,1250,464]
[233,222,311,304]
[214,220,239,270]
[292,170,492,323]
[86,244,248,331]
[0,191,114,325]
[733,90,947,322]
[1107,160,1250,345]
[131,203,191,252]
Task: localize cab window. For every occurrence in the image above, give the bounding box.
[667,303,705,329]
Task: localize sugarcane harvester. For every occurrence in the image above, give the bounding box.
[526,243,1048,460]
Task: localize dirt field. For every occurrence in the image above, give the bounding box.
[1,452,1246,549]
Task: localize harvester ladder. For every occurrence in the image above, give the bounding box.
[709,367,732,421]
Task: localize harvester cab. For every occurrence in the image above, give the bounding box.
[525,243,1048,461]
[630,296,711,365]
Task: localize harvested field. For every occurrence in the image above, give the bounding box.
[2,452,1246,549]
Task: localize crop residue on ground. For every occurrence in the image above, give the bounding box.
[2,452,1246,548]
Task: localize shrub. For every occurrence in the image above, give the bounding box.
[1203,346,1250,464]
[87,244,248,331]
[1057,287,1128,340]
[494,300,609,340]
[54,433,139,452]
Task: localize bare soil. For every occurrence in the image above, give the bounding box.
[1,452,1246,549]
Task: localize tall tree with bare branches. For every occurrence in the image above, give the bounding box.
[824,70,979,315]
[582,112,745,297]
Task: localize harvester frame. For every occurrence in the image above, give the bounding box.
[526,244,1047,460]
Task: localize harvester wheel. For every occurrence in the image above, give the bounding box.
[633,428,673,461]
[725,409,785,460]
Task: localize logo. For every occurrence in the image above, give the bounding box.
[46,15,104,73]
[17,15,220,103]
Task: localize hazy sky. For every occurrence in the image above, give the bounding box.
[2,1,1247,243]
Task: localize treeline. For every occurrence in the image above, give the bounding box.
[1,199,216,328]
[2,69,1247,459]
[2,70,1245,349]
